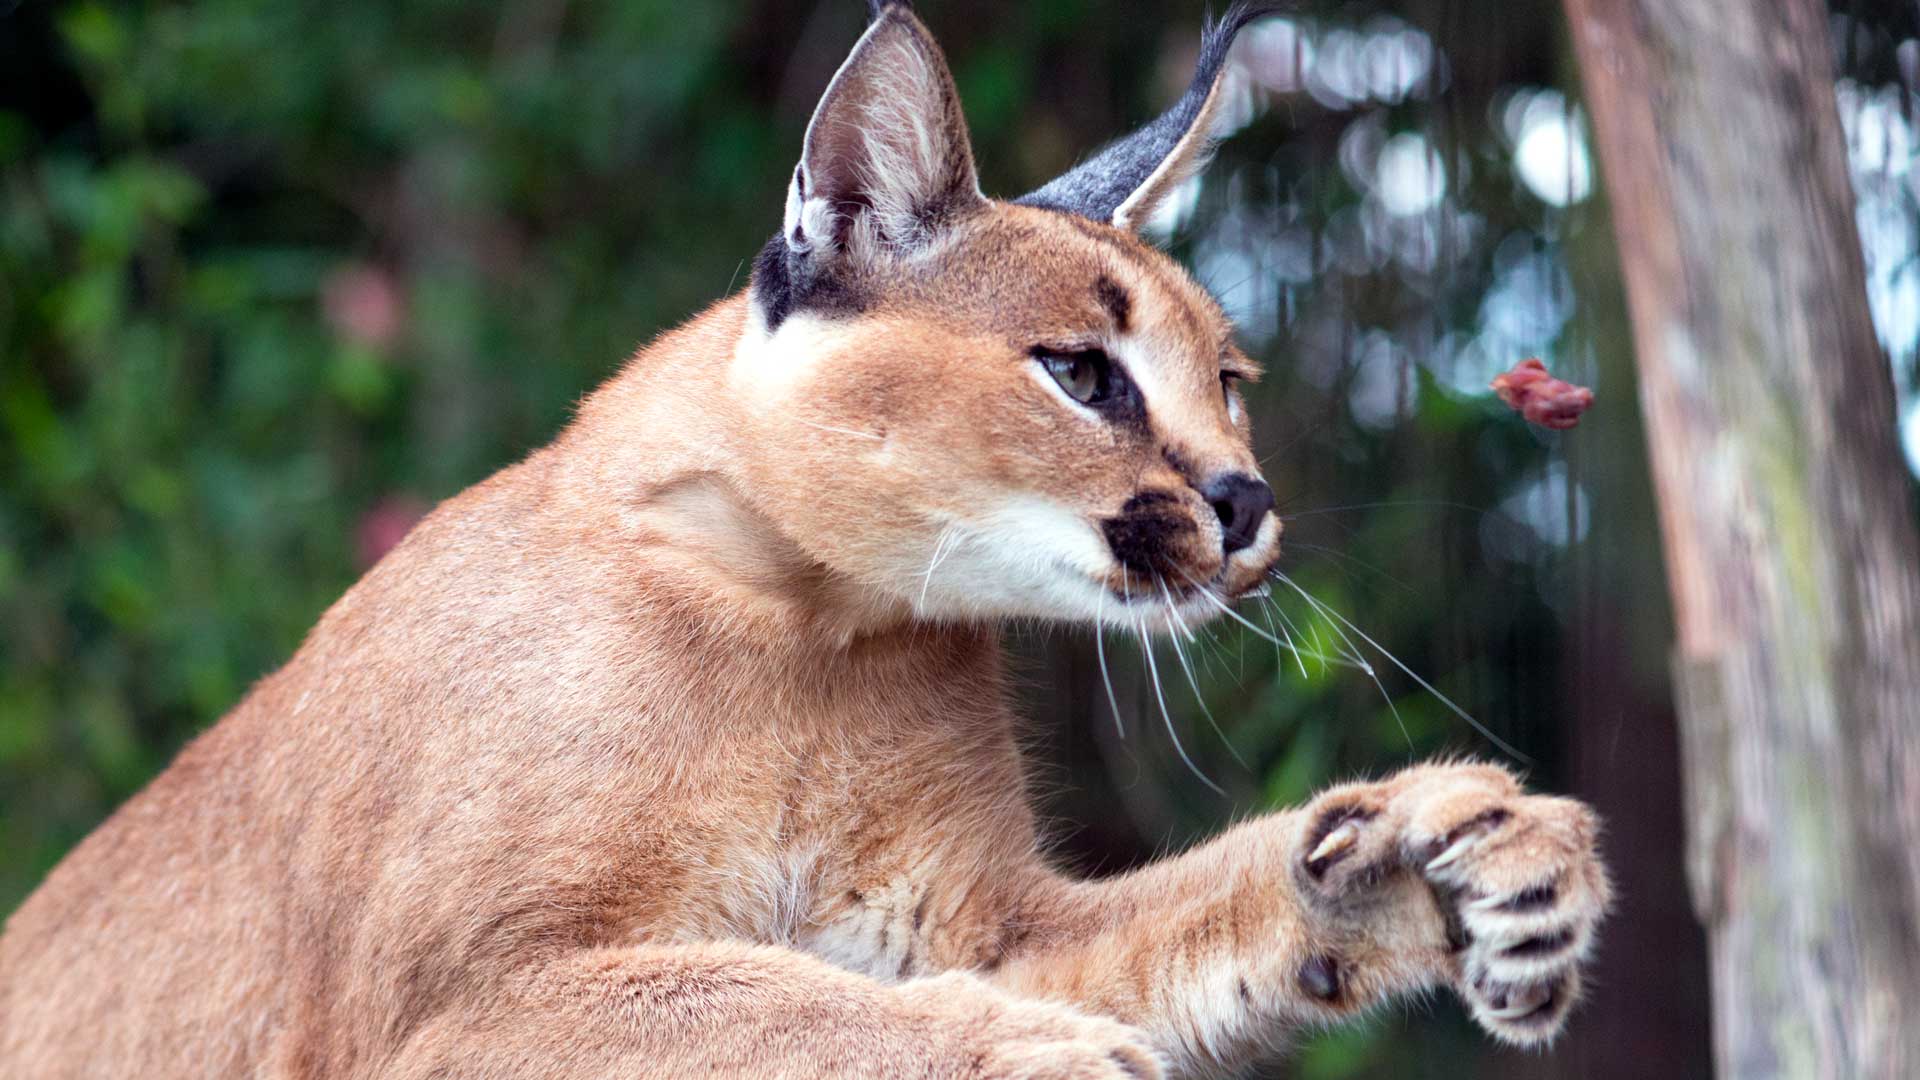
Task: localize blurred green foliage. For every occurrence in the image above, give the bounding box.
[1,0,791,902]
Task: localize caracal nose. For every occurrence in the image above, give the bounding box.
[1202,472,1274,555]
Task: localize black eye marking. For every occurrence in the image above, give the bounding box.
[1094,276,1132,333]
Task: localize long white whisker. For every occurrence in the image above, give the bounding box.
[1161,582,1248,770]
[1157,577,1198,643]
[1094,590,1125,740]
[1178,573,1289,646]
[1273,594,1357,672]
[1271,571,1531,763]
[1134,612,1224,796]
[1173,571,1361,671]
[794,417,886,442]
[1260,598,1310,679]
[1265,594,1326,672]
[1267,599,1374,668]
[917,526,960,610]
[1193,615,1233,676]
[1263,573,1410,751]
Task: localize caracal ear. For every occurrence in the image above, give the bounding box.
[1017,3,1282,232]
[783,2,983,265]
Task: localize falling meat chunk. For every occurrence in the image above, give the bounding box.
[1491,358,1594,430]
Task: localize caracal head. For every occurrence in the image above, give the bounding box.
[728,2,1284,632]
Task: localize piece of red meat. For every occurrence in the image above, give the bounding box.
[1491,358,1594,430]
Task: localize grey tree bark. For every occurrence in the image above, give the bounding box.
[1561,0,1920,1075]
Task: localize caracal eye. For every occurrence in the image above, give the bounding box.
[1041,350,1111,405]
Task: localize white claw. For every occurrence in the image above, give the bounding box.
[1309,820,1362,866]
[1425,834,1478,874]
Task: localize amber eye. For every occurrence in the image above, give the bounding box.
[1041,350,1113,405]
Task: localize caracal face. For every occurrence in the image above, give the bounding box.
[726,11,1281,632]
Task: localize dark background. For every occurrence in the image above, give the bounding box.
[6,1,1920,1075]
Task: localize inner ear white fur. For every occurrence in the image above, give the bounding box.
[1110,73,1228,232]
[783,9,983,261]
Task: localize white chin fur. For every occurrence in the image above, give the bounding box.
[905,498,1234,633]
[906,497,1111,622]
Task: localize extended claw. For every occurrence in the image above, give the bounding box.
[1308,820,1362,867]
[1425,833,1478,874]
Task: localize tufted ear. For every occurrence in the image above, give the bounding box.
[1017,3,1282,232]
[782,2,983,262]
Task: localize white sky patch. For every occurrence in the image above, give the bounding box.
[1336,110,1387,193]
[1421,237,1578,397]
[1347,329,1409,430]
[1496,462,1591,551]
[1514,113,1592,207]
[1500,89,1593,207]
[1360,19,1436,103]
[1375,132,1447,216]
[1435,331,1515,400]
[1860,204,1920,351]
[1839,79,1914,179]
[1194,243,1263,326]
[1300,17,1437,109]
[1239,18,1311,94]
[1836,75,1920,482]
[1306,28,1367,108]
[1480,241,1574,346]
[1192,210,1290,342]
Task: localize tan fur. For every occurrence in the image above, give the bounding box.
[0,9,1606,1078]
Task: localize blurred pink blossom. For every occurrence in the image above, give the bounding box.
[322,264,405,349]
[356,495,428,569]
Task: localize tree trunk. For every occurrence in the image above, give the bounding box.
[1561,1,1920,1075]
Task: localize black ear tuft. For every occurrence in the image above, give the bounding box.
[1016,2,1287,231]
[866,0,910,20]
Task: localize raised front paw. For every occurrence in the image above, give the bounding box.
[901,974,1164,1080]
[1298,763,1610,1045]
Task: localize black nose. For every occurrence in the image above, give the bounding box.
[1202,472,1275,555]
